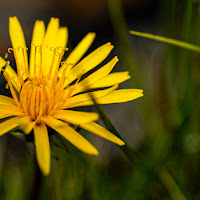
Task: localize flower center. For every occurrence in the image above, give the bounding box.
[20,76,53,121]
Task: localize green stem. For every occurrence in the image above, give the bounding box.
[158,168,188,200]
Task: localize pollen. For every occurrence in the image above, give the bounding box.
[27,77,48,88]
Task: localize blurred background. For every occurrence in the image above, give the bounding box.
[0,0,200,199]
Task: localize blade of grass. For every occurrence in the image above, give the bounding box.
[91,95,188,200]
[179,0,193,104]
[159,168,188,200]
[90,85,188,199]
[107,0,142,87]
[90,94,138,163]
[129,30,200,53]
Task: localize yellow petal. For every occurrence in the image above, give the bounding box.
[51,110,99,124]
[42,116,99,155]
[71,56,119,95]
[56,27,68,49]
[0,114,16,119]
[0,57,21,92]
[58,32,96,76]
[80,122,125,146]
[0,95,16,106]
[63,84,118,109]
[50,27,68,78]
[0,98,22,119]
[3,70,21,108]
[95,89,144,104]
[9,17,26,47]
[18,116,36,134]
[89,72,130,89]
[0,105,24,116]
[0,116,21,136]
[42,17,59,76]
[29,20,45,77]
[65,89,143,108]
[63,42,114,87]
[9,16,28,80]
[34,122,50,175]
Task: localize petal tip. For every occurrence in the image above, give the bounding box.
[49,17,60,26]
[60,27,68,31]
[41,167,50,176]
[50,17,59,20]
[9,16,17,20]
[118,140,125,146]
[9,16,17,25]
[106,42,113,47]
[92,149,99,156]
[35,20,45,25]
[96,114,100,121]
[93,113,100,122]
[89,32,96,36]
[114,56,119,62]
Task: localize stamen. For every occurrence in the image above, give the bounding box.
[61,61,73,69]
[55,72,84,111]
[15,47,29,80]
[30,87,37,120]
[6,43,73,121]
[52,54,62,85]
[22,47,29,78]
[7,48,13,53]
[20,81,30,115]
[35,89,40,116]
[37,88,46,123]
[27,87,33,115]
[8,46,29,84]
[8,48,23,84]
[53,67,68,105]
[31,43,42,77]
[34,46,37,77]
[2,69,21,109]
[48,47,68,80]
[45,86,54,115]
[59,61,73,78]
[5,83,9,89]
[47,47,56,79]
[39,46,43,76]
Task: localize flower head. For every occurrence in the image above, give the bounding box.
[0,17,143,175]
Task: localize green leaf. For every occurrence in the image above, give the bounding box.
[130,30,200,53]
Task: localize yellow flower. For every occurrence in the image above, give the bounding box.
[0,17,143,175]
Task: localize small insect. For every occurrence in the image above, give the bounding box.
[23,77,32,84]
